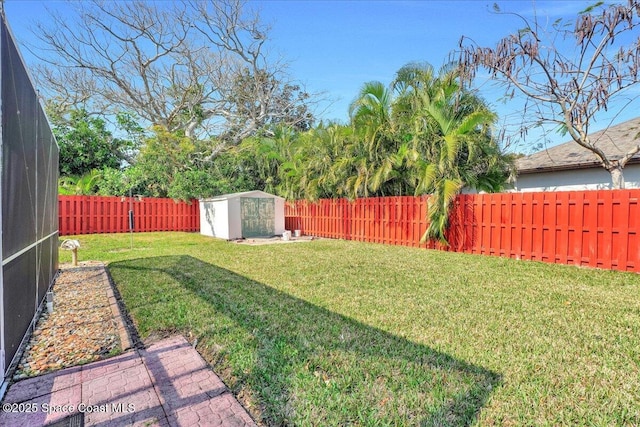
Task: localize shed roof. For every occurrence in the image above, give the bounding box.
[200,190,284,202]
[517,117,640,174]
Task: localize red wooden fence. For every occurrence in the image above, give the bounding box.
[58,191,640,273]
[285,190,640,273]
[59,195,200,236]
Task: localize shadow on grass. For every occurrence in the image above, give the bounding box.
[109,255,500,426]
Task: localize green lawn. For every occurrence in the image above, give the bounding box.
[60,232,640,425]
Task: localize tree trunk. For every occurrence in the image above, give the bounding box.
[609,164,625,189]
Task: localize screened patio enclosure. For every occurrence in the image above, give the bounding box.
[0,10,59,391]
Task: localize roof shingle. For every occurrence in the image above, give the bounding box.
[517,117,640,174]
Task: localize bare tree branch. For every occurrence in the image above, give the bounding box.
[457,1,640,188]
[29,0,315,157]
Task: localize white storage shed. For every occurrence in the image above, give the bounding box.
[199,191,286,240]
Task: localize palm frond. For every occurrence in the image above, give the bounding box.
[415,162,437,195]
[444,134,462,166]
[455,110,496,136]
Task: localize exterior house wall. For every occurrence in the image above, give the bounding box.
[514,164,640,192]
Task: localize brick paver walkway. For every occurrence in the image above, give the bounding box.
[0,335,257,426]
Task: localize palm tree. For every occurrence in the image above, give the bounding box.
[393,63,513,244]
[416,108,501,244]
[343,81,411,198]
[307,124,364,199]
[58,169,103,195]
[349,81,392,148]
[281,63,513,245]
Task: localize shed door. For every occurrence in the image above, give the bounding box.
[241,197,275,238]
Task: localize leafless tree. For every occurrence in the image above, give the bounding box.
[458,1,640,188]
[32,0,313,158]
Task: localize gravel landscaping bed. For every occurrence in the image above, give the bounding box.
[12,262,128,380]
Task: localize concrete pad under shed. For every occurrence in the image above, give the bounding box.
[231,235,316,246]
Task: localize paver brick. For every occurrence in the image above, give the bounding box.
[3,365,81,403]
[0,384,82,427]
[0,336,257,426]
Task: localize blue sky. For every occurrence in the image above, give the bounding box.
[262,1,595,120]
[3,0,633,152]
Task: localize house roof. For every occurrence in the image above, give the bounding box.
[200,190,284,202]
[517,117,640,174]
